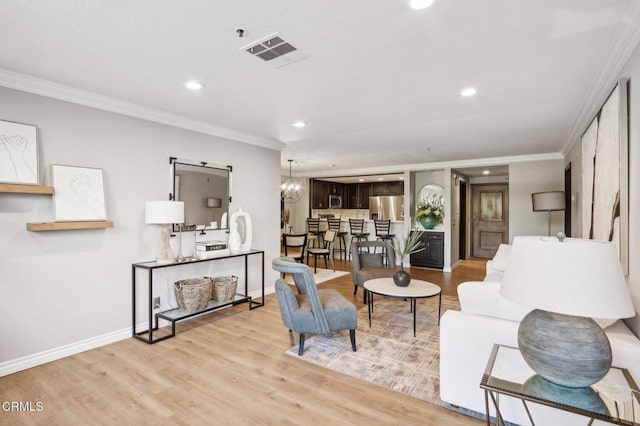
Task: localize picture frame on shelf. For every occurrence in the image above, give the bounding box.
[51,164,108,221]
[0,119,39,185]
[580,78,629,275]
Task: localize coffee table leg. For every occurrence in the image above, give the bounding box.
[413,298,417,337]
[438,293,442,325]
[367,290,372,327]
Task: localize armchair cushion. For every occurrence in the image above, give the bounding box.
[359,253,384,268]
[292,289,357,333]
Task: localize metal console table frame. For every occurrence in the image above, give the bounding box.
[132,249,264,344]
[480,344,640,426]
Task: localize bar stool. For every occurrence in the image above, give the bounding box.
[306,218,323,248]
[328,218,348,261]
[374,219,395,264]
[348,218,370,260]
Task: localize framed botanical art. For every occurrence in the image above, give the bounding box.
[51,165,108,221]
[0,119,39,184]
[581,78,629,275]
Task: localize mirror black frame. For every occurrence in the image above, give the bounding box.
[169,157,232,232]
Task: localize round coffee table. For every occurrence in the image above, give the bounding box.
[364,278,442,337]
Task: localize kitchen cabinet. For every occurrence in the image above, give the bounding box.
[371,181,404,196]
[345,183,371,209]
[312,180,344,208]
[311,180,330,208]
[410,231,444,269]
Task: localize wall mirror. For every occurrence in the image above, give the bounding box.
[170,158,231,232]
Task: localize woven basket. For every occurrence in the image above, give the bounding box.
[210,276,238,302]
[174,278,213,313]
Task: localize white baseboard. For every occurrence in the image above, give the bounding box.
[1,286,275,377]
[0,327,131,377]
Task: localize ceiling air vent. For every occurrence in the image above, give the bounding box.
[242,33,309,68]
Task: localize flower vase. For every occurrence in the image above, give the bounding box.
[393,264,411,287]
[419,216,436,229]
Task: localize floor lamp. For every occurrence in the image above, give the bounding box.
[532,191,565,236]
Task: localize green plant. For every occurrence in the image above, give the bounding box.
[415,197,444,223]
[392,229,426,263]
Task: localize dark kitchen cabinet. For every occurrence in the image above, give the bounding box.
[311,180,330,209]
[345,183,371,209]
[312,180,344,209]
[410,231,444,269]
[371,181,404,196]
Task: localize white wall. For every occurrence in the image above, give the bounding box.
[0,86,281,369]
[508,159,565,241]
[566,42,640,336]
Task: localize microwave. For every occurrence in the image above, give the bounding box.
[328,195,342,208]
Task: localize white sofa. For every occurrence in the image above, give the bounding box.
[440,244,640,425]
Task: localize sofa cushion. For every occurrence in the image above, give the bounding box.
[458,281,532,322]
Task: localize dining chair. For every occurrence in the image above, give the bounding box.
[307,230,336,273]
[281,233,308,264]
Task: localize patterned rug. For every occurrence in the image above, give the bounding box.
[285,294,460,406]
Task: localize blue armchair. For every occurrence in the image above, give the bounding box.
[271,257,357,356]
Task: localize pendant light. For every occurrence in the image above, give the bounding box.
[281,159,302,203]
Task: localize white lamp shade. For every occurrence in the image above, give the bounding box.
[145,201,184,224]
[532,191,565,211]
[500,236,634,319]
[207,197,222,208]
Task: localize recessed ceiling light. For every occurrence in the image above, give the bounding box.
[399,176,404,180]
[185,80,204,91]
[461,87,477,97]
[410,0,435,10]
[359,178,365,182]
[292,121,306,128]
[378,177,384,181]
[483,170,490,175]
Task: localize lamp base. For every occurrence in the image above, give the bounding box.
[157,224,176,264]
[518,309,612,388]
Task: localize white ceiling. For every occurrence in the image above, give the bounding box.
[1,1,639,175]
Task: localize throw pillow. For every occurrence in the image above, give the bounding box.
[458,281,532,322]
[359,253,384,268]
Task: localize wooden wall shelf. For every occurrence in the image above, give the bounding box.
[27,221,114,232]
[0,183,54,195]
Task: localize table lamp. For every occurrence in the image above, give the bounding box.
[532,191,565,236]
[145,201,184,264]
[500,236,634,388]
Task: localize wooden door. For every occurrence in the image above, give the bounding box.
[471,184,509,258]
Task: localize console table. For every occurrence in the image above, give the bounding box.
[480,344,640,425]
[132,250,264,344]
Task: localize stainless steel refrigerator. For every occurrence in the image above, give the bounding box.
[369,196,404,221]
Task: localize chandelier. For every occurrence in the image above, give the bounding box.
[281,159,301,203]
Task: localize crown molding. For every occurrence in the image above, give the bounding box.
[0,68,284,151]
[562,2,640,156]
[297,152,563,178]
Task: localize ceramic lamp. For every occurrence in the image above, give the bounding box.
[145,201,184,264]
[500,236,634,388]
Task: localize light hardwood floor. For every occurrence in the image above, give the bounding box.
[0,258,487,425]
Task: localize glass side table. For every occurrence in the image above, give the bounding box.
[480,344,640,425]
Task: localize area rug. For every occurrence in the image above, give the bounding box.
[285,268,349,284]
[285,294,460,406]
